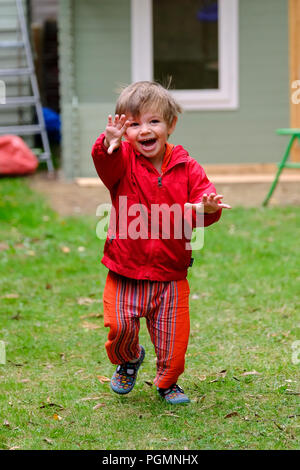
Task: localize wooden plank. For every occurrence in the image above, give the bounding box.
[75,172,300,186]
[202,163,278,174]
[289,0,300,160]
[76,178,104,187]
[211,174,300,183]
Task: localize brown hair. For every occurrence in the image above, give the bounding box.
[115,81,182,126]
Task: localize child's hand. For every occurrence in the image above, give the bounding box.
[185,193,231,213]
[104,114,130,154]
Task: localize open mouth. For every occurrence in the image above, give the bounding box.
[139,138,157,148]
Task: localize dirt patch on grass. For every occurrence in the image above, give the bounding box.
[28,172,110,216]
[28,172,300,216]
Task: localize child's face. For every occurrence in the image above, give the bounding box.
[124,109,177,164]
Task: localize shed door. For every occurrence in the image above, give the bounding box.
[290,0,300,160]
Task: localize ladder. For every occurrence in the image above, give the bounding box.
[0,0,54,172]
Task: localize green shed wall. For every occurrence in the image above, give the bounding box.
[58,0,289,179]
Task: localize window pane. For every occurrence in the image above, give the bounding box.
[153,0,219,90]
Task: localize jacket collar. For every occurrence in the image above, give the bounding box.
[135,145,188,174]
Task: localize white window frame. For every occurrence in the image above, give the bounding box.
[131,0,239,110]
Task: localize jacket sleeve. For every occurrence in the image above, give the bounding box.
[91,133,129,191]
[188,158,222,227]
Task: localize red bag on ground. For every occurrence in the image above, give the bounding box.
[0,135,39,175]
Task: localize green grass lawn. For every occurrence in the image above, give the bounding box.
[0,178,299,450]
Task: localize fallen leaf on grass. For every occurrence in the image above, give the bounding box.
[285,389,300,396]
[9,446,21,450]
[7,360,23,367]
[80,396,103,401]
[81,321,101,330]
[246,287,256,296]
[224,412,239,419]
[93,403,106,410]
[77,297,99,305]
[11,313,21,320]
[19,378,30,383]
[43,438,53,445]
[26,250,35,256]
[14,243,25,249]
[273,421,285,431]
[218,369,227,378]
[59,353,66,361]
[241,370,261,376]
[97,375,110,384]
[201,292,211,298]
[0,243,9,251]
[144,381,153,387]
[30,237,41,243]
[1,293,19,299]
[198,375,207,381]
[53,413,63,421]
[45,283,52,290]
[40,403,64,410]
[191,294,200,300]
[165,412,180,418]
[159,411,180,418]
[60,246,70,253]
[80,312,103,320]
[198,395,206,403]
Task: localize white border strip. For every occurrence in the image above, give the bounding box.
[131,0,239,110]
[131,0,153,82]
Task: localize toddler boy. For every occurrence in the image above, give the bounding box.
[92,81,230,404]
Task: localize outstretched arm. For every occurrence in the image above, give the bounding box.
[186,159,230,227]
[104,114,131,154]
[91,114,131,191]
[185,193,231,213]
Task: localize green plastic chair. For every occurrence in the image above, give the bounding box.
[263,128,300,206]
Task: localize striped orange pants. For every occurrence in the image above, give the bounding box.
[103,270,190,389]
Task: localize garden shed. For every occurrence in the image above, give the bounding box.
[57,0,297,179]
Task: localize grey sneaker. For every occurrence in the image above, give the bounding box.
[157,383,190,404]
[110,346,145,395]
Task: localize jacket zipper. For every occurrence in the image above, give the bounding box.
[147,174,163,274]
[145,161,186,275]
[108,235,115,244]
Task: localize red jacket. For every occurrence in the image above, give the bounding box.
[92,134,221,281]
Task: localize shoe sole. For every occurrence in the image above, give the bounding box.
[160,396,190,405]
[110,346,145,395]
[158,389,190,405]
